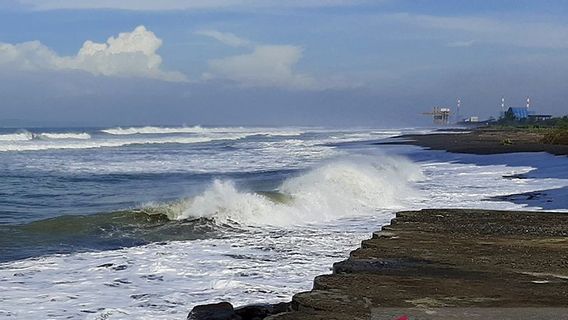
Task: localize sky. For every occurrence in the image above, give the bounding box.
[1,0,567,127]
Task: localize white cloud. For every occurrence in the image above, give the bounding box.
[0,26,186,82]
[204,45,317,89]
[200,30,353,90]
[195,30,252,47]
[16,0,375,11]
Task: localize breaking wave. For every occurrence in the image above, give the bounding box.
[101,126,214,135]
[0,155,422,261]
[0,130,91,142]
[35,132,91,140]
[176,155,423,226]
[0,131,34,141]
[101,126,303,137]
[0,136,241,152]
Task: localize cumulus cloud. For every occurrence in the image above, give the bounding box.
[0,26,186,82]
[198,30,327,90]
[204,45,317,89]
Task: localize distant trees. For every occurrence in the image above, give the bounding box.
[497,108,522,125]
[501,109,516,123]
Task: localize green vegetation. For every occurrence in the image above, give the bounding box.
[501,138,513,145]
[492,115,568,145]
[496,115,568,128]
[542,128,568,145]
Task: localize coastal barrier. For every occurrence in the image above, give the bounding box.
[188,209,568,319]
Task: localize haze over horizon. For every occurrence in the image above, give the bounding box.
[1,0,567,127]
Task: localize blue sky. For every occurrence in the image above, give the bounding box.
[1,0,567,126]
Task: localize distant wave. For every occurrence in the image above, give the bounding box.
[0,135,245,152]
[101,126,303,137]
[0,131,33,141]
[0,130,91,142]
[35,132,92,140]
[101,126,240,135]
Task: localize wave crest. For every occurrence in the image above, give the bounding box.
[0,131,33,141]
[0,130,91,142]
[177,156,423,226]
[101,126,303,137]
[35,132,92,140]
[101,126,210,135]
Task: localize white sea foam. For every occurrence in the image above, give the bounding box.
[177,156,424,225]
[0,134,248,152]
[35,132,92,140]
[0,217,383,320]
[101,125,303,137]
[0,131,33,141]
[0,131,91,142]
[102,125,213,135]
[1,151,567,320]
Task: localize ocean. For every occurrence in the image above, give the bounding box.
[0,126,567,319]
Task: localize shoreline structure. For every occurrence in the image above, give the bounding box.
[188,128,568,320]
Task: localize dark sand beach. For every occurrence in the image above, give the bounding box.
[378,128,568,156]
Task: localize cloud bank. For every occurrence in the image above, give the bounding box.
[0,26,186,82]
[16,0,375,11]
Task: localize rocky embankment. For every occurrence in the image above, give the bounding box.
[188,209,568,319]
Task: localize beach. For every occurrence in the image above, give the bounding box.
[1,126,567,319]
[188,127,568,320]
[380,127,568,156]
[4,2,568,319]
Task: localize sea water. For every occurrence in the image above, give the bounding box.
[0,126,567,319]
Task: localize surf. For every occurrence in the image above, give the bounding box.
[0,130,34,141]
[0,135,240,152]
[177,155,424,226]
[35,132,92,140]
[101,125,303,137]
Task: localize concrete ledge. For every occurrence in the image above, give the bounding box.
[265,209,568,319]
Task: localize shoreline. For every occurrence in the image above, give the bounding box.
[188,129,568,319]
[188,209,568,319]
[377,127,568,156]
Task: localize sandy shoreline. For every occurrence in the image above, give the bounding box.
[378,127,568,156]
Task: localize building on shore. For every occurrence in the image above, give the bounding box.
[503,97,551,122]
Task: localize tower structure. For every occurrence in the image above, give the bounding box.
[456,98,461,123]
[526,96,530,110]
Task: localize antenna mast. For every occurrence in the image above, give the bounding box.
[456,98,461,123]
[526,96,530,110]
